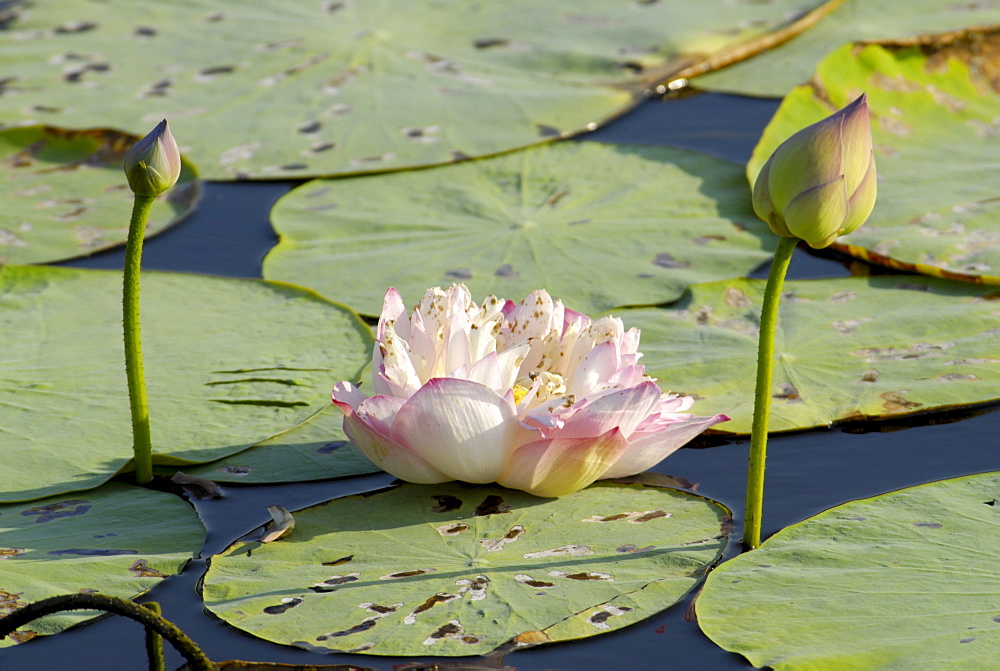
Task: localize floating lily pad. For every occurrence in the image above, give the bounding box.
[748,29,1000,285]
[0,125,199,264]
[695,0,1000,96]
[0,482,205,647]
[697,471,1000,668]
[0,265,371,502]
[624,275,1000,434]
[176,405,380,484]
[0,0,822,179]
[264,141,773,315]
[203,482,729,656]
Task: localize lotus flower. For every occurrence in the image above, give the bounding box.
[332,285,728,497]
[124,119,181,198]
[752,93,876,249]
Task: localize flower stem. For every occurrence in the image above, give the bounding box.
[744,236,797,550]
[124,194,156,485]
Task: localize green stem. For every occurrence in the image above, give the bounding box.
[0,593,212,670]
[124,195,156,485]
[142,601,166,671]
[744,236,797,550]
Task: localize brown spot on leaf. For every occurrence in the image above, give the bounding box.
[436,522,470,536]
[881,391,923,412]
[653,252,690,269]
[56,21,97,33]
[380,568,436,580]
[514,630,550,646]
[445,268,473,280]
[317,618,377,639]
[430,494,462,513]
[21,500,91,523]
[564,571,612,581]
[723,287,752,308]
[913,522,942,529]
[860,369,880,383]
[310,573,360,592]
[474,38,510,48]
[321,555,354,566]
[773,382,801,402]
[263,597,302,614]
[632,510,668,523]
[128,560,166,578]
[693,234,725,245]
[494,263,517,278]
[474,495,511,516]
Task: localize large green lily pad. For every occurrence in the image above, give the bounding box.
[0,265,371,502]
[264,141,773,316]
[748,30,1000,285]
[624,275,1000,434]
[695,0,1000,97]
[203,482,730,656]
[697,471,1000,668]
[0,125,199,265]
[177,405,380,484]
[0,0,824,179]
[0,482,205,647]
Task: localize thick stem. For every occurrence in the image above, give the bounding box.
[744,236,797,550]
[124,195,156,484]
[0,593,211,670]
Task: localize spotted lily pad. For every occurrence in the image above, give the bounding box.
[0,482,205,647]
[264,141,773,315]
[748,29,1000,284]
[0,0,823,179]
[175,405,380,484]
[695,0,1000,96]
[624,275,1000,434]
[697,471,1000,668]
[0,125,198,264]
[203,482,729,656]
[0,265,371,502]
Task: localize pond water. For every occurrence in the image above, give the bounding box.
[3,91,998,670]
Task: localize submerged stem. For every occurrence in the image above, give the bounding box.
[744,236,797,550]
[124,194,156,484]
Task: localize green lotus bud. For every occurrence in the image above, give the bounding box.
[752,94,876,249]
[123,119,181,197]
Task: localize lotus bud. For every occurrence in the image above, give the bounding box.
[752,94,876,249]
[123,119,181,197]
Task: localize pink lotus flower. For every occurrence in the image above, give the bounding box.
[332,286,728,497]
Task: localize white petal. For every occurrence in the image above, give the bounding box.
[600,413,730,479]
[393,378,517,483]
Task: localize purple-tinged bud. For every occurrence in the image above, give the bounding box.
[752,94,877,249]
[123,119,181,197]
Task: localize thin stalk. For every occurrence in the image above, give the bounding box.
[0,593,211,670]
[744,236,797,550]
[124,194,156,484]
[142,601,166,671]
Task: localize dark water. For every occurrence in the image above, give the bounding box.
[4,91,997,670]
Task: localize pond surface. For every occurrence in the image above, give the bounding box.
[3,91,998,670]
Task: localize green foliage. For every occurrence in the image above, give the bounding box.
[748,31,1000,285]
[176,405,380,484]
[0,483,205,647]
[697,471,1000,668]
[696,0,1000,96]
[627,275,1000,433]
[203,482,729,656]
[0,0,819,179]
[0,126,198,264]
[265,141,773,315]
[0,265,371,502]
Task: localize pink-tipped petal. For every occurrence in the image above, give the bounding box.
[498,428,630,497]
[394,377,517,483]
[342,409,451,483]
[600,413,730,479]
[557,381,663,439]
[331,381,368,412]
